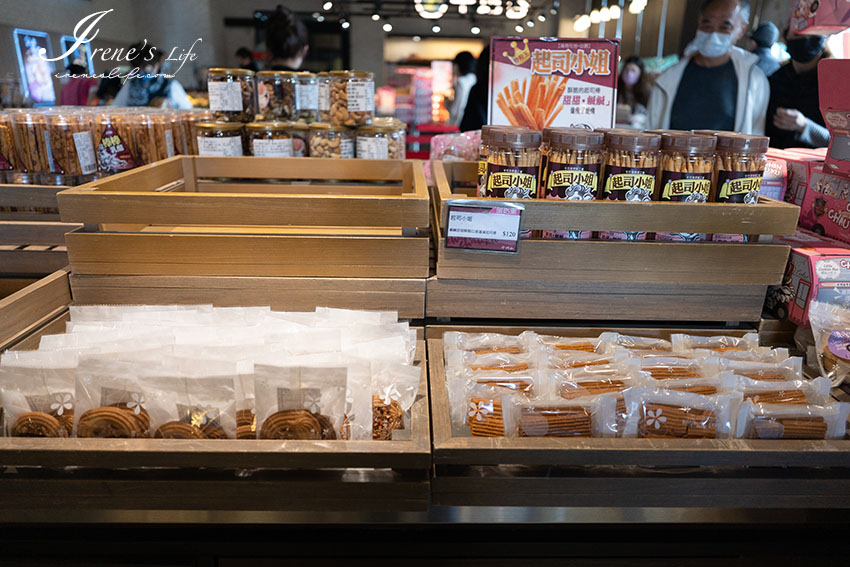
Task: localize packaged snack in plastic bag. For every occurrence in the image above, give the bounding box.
[703,357,803,381]
[68,304,213,322]
[446,349,536,374]
[736,401,850,439]
[503,395,617,438]
[600,332,673,352]
[372,361,420,440]
[543,350,631,372]
[464,382,513,437]
[623,387,742,439]
[695,346,791,363]
[264,328,343,356]
[672,332,760,353]
[0,350,79,437]
[639,357,707,380]
[651,376,724,396]
[254,364,347,440]
[808,301,850,387]
[315,307,398,325]
[527,332,617,354]
[720,373,831,406]
[39,328,171,350]
[443,331,529,355]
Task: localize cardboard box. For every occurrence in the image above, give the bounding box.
[766,148,823,207]
[790,0,850,34]
[489,37,618,131]
[799,167,850,244]
[763,151,788,201]
[766,229,850,327]
[819,59,850,177]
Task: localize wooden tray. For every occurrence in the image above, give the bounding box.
[428,331,850,509]
[428,162,799,323]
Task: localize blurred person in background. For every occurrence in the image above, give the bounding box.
[236,46,258,72]
[112,42,192,108]
[748,22,780,77]
[766,29,830,149]
[265,5,309,71]
[616,56,651,129]
[648,0,768,134]
[460,47,490,132]
[449,51,477,126]
[58,61,97,106]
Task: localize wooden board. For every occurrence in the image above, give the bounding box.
[0,278,38,299]
[0,184,65,221]
[426,277,768,322]
[0,221,80,246]
[0,269,72,351]
[70,274,426,319]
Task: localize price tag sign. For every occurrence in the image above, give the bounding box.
[445,201,524,253]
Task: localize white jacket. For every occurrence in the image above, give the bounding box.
[647,47,770,135]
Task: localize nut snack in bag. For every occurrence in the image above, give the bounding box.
[809,301,850,387]
[371,362,420,440]
[623,387,742,439]
[736,401,850,439]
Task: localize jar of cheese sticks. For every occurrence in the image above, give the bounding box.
[0,112,20,183]
[708,132,769,242]
[655,132,717,242]
[43,110,98,185]
[598,131,661,241]
[476,125,518,197]
[9,109,50,184]
[542,128,604,240]
[484,128,542,199]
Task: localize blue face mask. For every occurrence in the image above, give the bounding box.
[693,30,736,58]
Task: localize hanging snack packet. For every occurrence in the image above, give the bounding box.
[736,401,850,439]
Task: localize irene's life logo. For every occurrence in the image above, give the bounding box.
[43,9,201,81]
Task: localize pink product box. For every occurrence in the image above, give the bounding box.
[766,148,823,208]
[791,0,850,34]
[819,60,850,178]
[799,168,850,245]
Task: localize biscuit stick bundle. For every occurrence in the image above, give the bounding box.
[0,306,421,442]
[442,330,849,440]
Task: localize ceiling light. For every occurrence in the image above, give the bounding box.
[590,9,601,23]
[413,35,422,41]
[515,24,524,32]
[317,15,325,22]
[312,12,321,19]
[505,0,530,19]
[383,22,393,31]
[550,7,557,14]
[432,25,441,32]
[574,14,591,31]
[372,13,380,20]
[341,20,350,28]
[416,0,449,19]
[471,26,481,34]
[599,7,611,21]
[609,5,621,19]
[459,5,468,13]
[323,1,333,10]
[526,20,534,27]
[538,14,546,21]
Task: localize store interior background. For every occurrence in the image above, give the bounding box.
[0,0,807,101]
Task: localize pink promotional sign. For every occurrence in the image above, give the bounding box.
[445,203,523,253]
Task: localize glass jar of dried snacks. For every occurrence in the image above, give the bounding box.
[43,110,98,185]
[477,126,523,197]
[329,71,375,127]
[542,128,605,240]
[207,68,256,123]
[309,123,354,158]
[256,70,296,122]
[372,117,407,159]
[0,112,20,183]
[484,128,542,199]
[9,109,50,184]
[181,109,214,155]
[93,109,139,174]
[317,72,331,122]
[194,122,245,157]
[286,122,310,157]
[295,72,319,122]
[356,122,405,160]
[598,131,661,241]
[245,122,293,157]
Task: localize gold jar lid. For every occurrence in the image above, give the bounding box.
[357,124,396,135]
[245,121,291,131]
[257,70,297,79]
[195,122,245,132]
[208,67,255,77]
[286,122,311,131]
[330,70,374,80]
[310,122,350,133]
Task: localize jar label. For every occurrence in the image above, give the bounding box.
[659,171,711,202]
[486,164,538,199]
[72,131,97,175]
[828,330,850,362]
[164,128,175,158]
[716,170,762,203]
[318,81,330,112]
[602,166,656,201]
[357,136,388,160]
[197,135,243,157]
[339,138,354,158]
[543,162,599,240]
[208,81,244,112]
[296,82,319,111]
[252,137,293,158]
[97,125,136,172]
[348,81,375,112]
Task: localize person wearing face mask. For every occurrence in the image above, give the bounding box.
[111,42,192,109]
[617,56,651,128]
[765,30,830,149]
[648,0,769,135]
[749,22,780,77]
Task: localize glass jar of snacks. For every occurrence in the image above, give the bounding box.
[194,122,245,156]
[477,126,523,197]
[286,121,310,157]
[309,123,354,158]
[147,111,176,162]
[93,109,139,174]
[245,122,293,157]
[295,72,319,122]
[598,131,661,241]
[0,112,20,183]
[484,128,542,199]
[9,109,50,184]
[256,70,296,122]
[372,117,406,159]
[207,68,256,123]
[317,72,331,122]
[44,110,98,185]
[181,109,214,155]
[655,132,717,242]
[542,128,605,240]
[329,71,375,127]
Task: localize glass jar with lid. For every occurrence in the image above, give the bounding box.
[245,122,293,157]
[8,109,50,184]
[0,112,20,183]
[370,117,407,159]
[356,124,402,160]
[256,70,296,122]
[93,108,140,174]
[286,122,310,157]
[317,72,331,122]
[43,110,98,185]
[329,71,375,127]
[295,72,319,122]
[207,68,256,123]
[309,123,354,158]
[194,122,245,156]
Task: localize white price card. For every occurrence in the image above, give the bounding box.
[445,201,524,253]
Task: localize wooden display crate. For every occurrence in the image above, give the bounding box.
[0,221,78,277]
[429,162,800,323]
[55,157,430,317]
[0,183,64,221]
[428,328,850,509]
[0,272,431,511]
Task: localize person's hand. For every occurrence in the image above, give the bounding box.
[774,108,808,133]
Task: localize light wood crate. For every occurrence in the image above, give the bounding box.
[428,330,850,509]
[0,183,64,221]
[429,161,800,323]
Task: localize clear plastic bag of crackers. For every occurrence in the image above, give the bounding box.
[443,331,533,356]
[638,356,710,381]
[735,401,850,439]
[372,361,420,440]
[649,375,726,397]
[502,394,617,438]
[808,301,850,387]
[463,381,528,438]
[623,387,743,439]
[703,356,804,382]
[527,331,618,355]
[446,347,537,375]
[720,372,832,406]
[671,332,760,354]
[429,130,480,162]
[600,332,673,353]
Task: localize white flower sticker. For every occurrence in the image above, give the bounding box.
[646,408,667,430]
[127,392,146,415]
[50,393,73,416]
[304,391,321,413]
[467,401,490,422]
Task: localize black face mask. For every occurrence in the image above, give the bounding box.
[786,36,826,63]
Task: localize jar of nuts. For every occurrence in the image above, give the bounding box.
[208,68,256,123]
[256,70,296,122]
[655,132,717,242]
[295,72,319,122]
[0,112,20,183]
[318,72,331,122]
[329,71,375,127]
[542,128,605,240]
[194,122,245,157]
[372,117,407,159]
[309,123,354,158]
[44,110,98,185]
[286,122,310,157]
[245,122,293,157]
[598,131,661,241]
[9,109,50,184]
[93,109,139,174]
